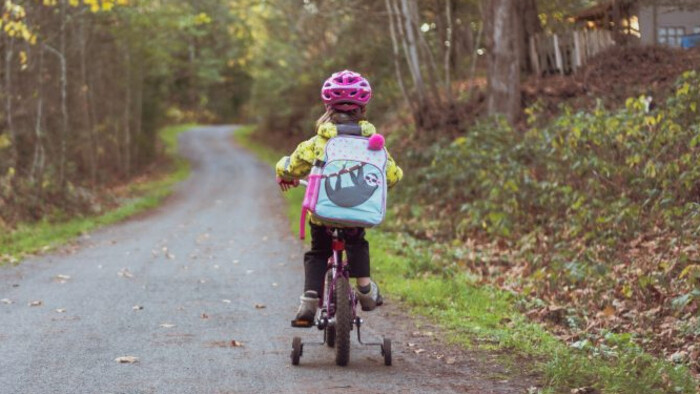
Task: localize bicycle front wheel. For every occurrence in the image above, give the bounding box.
[334,276,352,366]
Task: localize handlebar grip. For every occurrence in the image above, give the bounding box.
[300,208,307,240]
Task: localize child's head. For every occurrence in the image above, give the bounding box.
[321,70,371,111]
[317,70,372,128]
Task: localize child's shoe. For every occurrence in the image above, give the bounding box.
[356,280,383,311]
[293,290,319,325]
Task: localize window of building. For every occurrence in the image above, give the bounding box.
[658,27,686,46]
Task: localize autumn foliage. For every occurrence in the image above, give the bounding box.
[0,0,249,227]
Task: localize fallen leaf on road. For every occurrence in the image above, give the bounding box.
[407,342,416,347]
[115,356,139,364]
[222,299,231,304]
[117,268,134,278]
[201,313,209,319]
[160,323,176,328]
[1,298,12,304]
[272,283,278,287]
[166,252,176,260]
[132,305,143,311]
[233,260,239,264]
[29,300,43,307]
[199,279,207,284]
[255,304,266,309]
[414,348,426,354]
[56,308,66,313]
[231,340,244,347]
[445,357,457,365]
[196,233,210,244]
[55,274,71,281]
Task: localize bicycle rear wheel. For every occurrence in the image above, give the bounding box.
[334,276,352,366]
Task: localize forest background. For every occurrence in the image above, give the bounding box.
[1,0,700,391]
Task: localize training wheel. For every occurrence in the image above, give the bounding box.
[291,336,302,365]
[382,337,392,366]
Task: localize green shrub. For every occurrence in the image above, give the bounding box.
[400,71,700,255]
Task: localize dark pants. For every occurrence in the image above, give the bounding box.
[303,223,370,295]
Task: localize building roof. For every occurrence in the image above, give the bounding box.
[573,0,637,22]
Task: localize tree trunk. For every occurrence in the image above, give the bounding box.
[134,61,144,168]
[124,49,132,178]
[485,0,520,125]
[443,0,454,103]
[58,0,69,187]
[396,0,426,106]
[466,19,484,102]
[31,46,46,187]
[79,17,97,187]
[516,0,541,74]
[4,35,17,170]
[408,0,442,109]
[384,0,417,117]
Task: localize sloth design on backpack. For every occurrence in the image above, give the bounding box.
[325,163,381,208]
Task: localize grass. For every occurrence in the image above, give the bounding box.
[235,125,699,394]
[0,124,196,262]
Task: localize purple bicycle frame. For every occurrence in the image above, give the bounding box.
[320,233,357,322]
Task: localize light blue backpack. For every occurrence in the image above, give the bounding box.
[300,124,388,237]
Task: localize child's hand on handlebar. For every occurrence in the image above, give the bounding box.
[277,176,299,192]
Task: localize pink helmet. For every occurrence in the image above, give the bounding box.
[321,70,372,110]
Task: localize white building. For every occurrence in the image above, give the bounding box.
[639,5,700,47]
[574,1,700,48]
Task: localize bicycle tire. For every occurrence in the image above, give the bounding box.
[334,276,352,366]
[324,271,336,347]
[383,337,392,366]
[291,336,302,365]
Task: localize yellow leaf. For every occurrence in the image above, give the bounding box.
[194,12,212,25]
[679,264,700,279]
[0,134,10,149]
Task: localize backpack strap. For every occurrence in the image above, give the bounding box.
[335,123,362,136]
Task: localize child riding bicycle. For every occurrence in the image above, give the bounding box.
[275,70,403,325]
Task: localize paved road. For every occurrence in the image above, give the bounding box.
[0,126,535,393]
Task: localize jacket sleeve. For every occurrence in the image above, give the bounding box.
[385,151,403,188]
[275,136,316,180]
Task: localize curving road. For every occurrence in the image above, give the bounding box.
[0,126,535,393]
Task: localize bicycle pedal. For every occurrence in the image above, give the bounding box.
[291,319,314,328]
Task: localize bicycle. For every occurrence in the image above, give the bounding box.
[289,181,391,367]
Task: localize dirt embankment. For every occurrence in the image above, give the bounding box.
[522,45,700,117]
